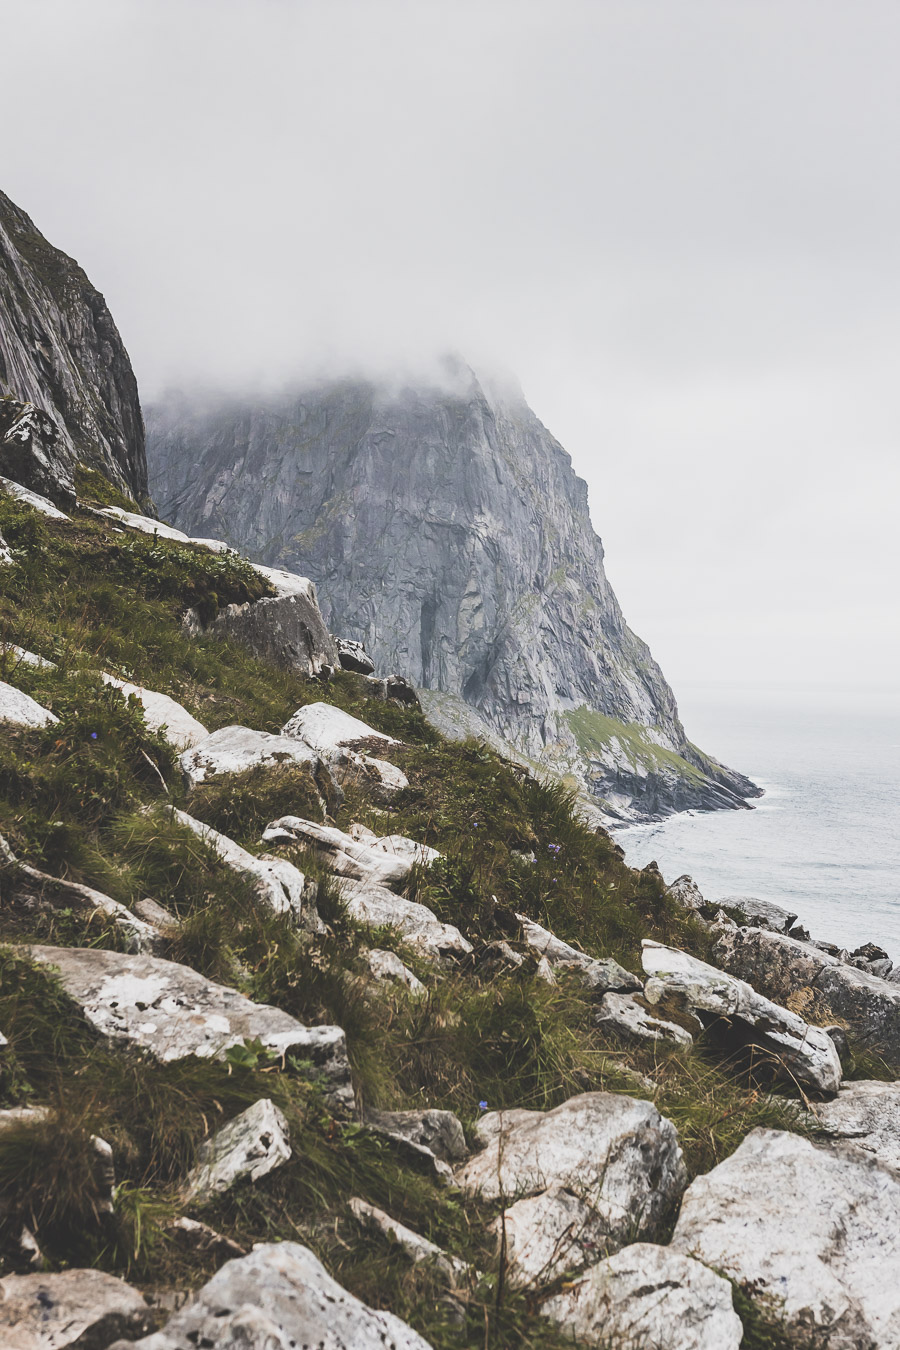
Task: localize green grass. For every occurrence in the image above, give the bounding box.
[565,705,704,782]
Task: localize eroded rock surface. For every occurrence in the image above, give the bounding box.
[365,948,426,996]
[720,894,798,932]
[517,915,640,993]
[806,1080,900,1172]
[595,990,693,1047]
[184,1098,292,1204]
[180,724,318,787]
[338,879,471,959]
[262,816,412,888]
[671,1128,900,1349]
[108,1241,434,1349]
[0,1267,150,1350]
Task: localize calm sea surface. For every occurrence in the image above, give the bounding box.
[613,684,900,961]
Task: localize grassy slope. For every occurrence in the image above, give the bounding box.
[0,482,857,1349]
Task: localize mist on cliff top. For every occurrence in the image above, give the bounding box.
[1,0,899,701]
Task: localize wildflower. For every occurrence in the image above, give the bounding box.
[90,732,98,740]
[548,843,561,855]
[478,1100,488,1112]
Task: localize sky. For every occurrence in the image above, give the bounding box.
[2,0,898,704]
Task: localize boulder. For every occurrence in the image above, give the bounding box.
[102,676,207,750]
[172,808,318,928]
[107,1241,434,1350]
[365,831,441,868]
[179,724,318,788]
[96,506,217,545]
[671,1128,900,1348]
[183,1098,292,1204]
[665,874,706,912]
[336,637,376,675]
[720,894,798,933]
[26,946,352,1108]
[805,1080,900,1172]
[595,991,694,1048]
[365,673,420,707]
[0,473,69,520]
[0,680,57,729]
[262,816,412,887]
[365,1107,468,1164]
[349,1198,469,1284]
[714,925,900,1066]
[365,948,426,996]
[337,879,472,959]
[642,939,842,1094]
[542,1243,743,1349]
[208,582,338,678]
[516,914,641,994]
[459,1093,686,1284]
[282,701,409,799]
[0,1268,150,1350]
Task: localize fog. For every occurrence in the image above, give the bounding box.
[2,0,898,700]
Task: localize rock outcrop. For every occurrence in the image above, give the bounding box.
[146,370,759,823]
[0,190,148,505]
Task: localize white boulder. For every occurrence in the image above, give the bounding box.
[595,990,694,1047]
[262,816,411,887]
[365,948,426,996]
[0,1269,149,1350]
[282,700,398,753]
[102,675,207,750]
[0,475,69,519]
[349,1198,469,1284]
[517,914,640,993]
[338,879,471,959]
[183,1098,292,1204]
[0,644,56,669]
[0,680,57,729]
[180,724,318,787]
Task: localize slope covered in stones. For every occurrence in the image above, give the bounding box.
[146,372,758,823]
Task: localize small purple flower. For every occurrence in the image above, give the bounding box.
[548,843,561,855]
[478,1100,488,1112]
[90,732,98,740]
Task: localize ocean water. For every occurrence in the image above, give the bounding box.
[613,684,900,962]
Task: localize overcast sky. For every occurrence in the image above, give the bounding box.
[2,0,898,702]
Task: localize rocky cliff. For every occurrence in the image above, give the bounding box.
[0,190,148,506]
[147,370,758,822]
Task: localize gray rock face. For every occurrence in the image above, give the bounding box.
[805,1080,900,1172]
[713,925,900,1066]
[642,939,842,1094]
[720,894,798,932]
[205,586,338,678]
[542,1243,743,1349]
[365,1107,468,1165]
[665,874,706,912]
[0,1267,150,1350]
[26,945,351,1107]
[146,371,758,823]
[183,1098,292,1204]
[671,1128,900,1349]
[0,190,147,505]
[336,878,471,959]
[108,1241,434,1350]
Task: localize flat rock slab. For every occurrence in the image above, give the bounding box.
[714,925,900,1066]
[543,1243,743,1349]
[263,815,412,887]
[0,680,57,729]
[595,990,694,1047]
[642,939,842,1094]
[172,808,316,927]
[459,1092,686,1280]
[184,1097,291,1204]
[338,879,471,959]
[180,724,319,787]
[516,915,641,994]
[0,644,56,669]
[671,1127,900,1349]
[720,894,798,932]
[27,945,351,1107]
[102,676,208,750]
[107,1240,434,1350]
[350,1197,468,1283]
[0,1268,150,1349]
[806,1080,900,1172]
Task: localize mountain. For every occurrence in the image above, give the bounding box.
[0,189,147,506]
[146,368,759,822]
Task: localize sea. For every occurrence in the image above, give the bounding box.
[613,683,900,962]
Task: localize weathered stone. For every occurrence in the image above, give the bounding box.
[183,1098,292,1204]
[542,1243,743,1349]
[95,505,207,543]
[336,636,375,674]
[721,894,798,932]
[0,1268,150,1350]
[492,1185,615,1285]
[595,990,693,1047]
[517,914,640,993]
[365,948,426,996]
[172,808,318,928]
[338,879,471,959]
[366,831,442,868]
[1,474,70,521]
[26,946,352,1108]
[102,676,207,750]
[281,701,409,797]
[0,643,56,669]
[132,897,181,934]
[805,1080,900,1172]
[459,1093,686,1282]
[208,584,338,678]
[365,1107,468,1164]
[642,939,842,1094]
[349,1198,469,1283]
[671,1128,900,1348]
[180,724,318,788]
[0,679,57,729]
[714,925,900,1066]
[365,673,420,706]
[108,1241,433,1349]
[262,816,411,887]
[665,873,706,912]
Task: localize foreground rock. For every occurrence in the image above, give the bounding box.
[459,1092,686,1284]
[642,939,842,1094]
[338,879,471,959]
[172,808,318,928]
[27,946,352,1108]
[180,724,318,788]
[542,1243,743,1349]
[714,925,900,1066]
[205,573,338,678]
[0,679,57,729]
[671,1128,900,1348]
[108,1241,433,1349]
[806,1080,900,1172]
[365,1107,468,1165]
[0,1268,150,1349]
[102,675,207,750]
[665,874,706,912]
[516,915,641,994]
[350,1198,469,1284]
[184,1098,292,1204]
[282,701,409,797]
[0,473,70,519]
